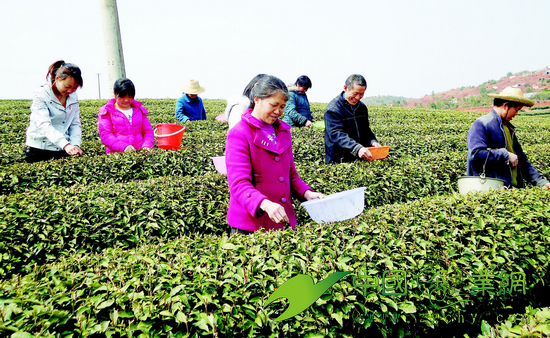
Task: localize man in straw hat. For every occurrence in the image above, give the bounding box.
[175,79,206,122]
[466,86,550,189]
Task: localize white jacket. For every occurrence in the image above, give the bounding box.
[25,82,82,151]
[224,95,251,130]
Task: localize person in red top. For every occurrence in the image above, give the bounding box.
[225,75,324,234]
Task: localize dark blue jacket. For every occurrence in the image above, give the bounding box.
[324,92,377,164]
[466,109,548,188]
[175,94,206,122]
[282,90,313,127]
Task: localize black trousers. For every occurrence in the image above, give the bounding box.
[230,227,254,235]
[25,147,69,163]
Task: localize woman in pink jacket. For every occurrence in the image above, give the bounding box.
[226,75,324,234]
[98,78,154,154]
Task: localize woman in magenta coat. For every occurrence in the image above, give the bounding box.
[98,78,154,154]
[226,75,324,234]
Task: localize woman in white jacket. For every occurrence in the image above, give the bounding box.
[224,74,266,130]
[25,60,84,163]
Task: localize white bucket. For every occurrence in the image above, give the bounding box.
[301,187,366,224]
[457,176,505,194]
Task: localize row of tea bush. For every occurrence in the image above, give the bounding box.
[2,188,550,336]
[2,99,550,336]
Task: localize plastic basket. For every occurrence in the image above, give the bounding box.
[301,187,366,224]
[154,124,186,150]
[367,146,390,160]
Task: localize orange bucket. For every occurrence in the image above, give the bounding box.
[154,124,186,150]
[367,146,390,160]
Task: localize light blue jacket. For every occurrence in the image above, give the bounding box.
[25,82,81,151]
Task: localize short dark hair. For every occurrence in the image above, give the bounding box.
[494,98,522,108]
[295,75,312,89]
[113,78,135,98]
[345,74,367,89]
[47,60,83,88]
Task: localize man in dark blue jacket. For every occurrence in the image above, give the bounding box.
[324,74,381,164]
[467,86,550,189]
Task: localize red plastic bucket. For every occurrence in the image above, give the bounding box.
[154,124,186,150]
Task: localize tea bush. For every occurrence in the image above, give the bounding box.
[1,99,550,337]
[1,189,550,337]
[0,174,230,277]
[475,306,550,337]
[1,151,469,277]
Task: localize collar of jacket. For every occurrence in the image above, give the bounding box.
[338,91,360,110]
[99,98,145,116]
[288,86,306,96]
[287,84,299,92]
[489,109,517,132]
[46,81,79,107]
[182,94,200,103]
[241,112,291,154]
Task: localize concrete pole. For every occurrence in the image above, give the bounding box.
[100,0,126,96]
[97,73,101,99]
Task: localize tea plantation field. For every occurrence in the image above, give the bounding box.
[1,99,550,337]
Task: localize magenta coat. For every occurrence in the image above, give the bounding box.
[98,99,154,154]
[226,112,312,232]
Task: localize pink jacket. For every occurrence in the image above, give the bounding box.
[98,99,154,154]
[226,112,312,232]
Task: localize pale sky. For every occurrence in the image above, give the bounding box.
[1,0,549,103]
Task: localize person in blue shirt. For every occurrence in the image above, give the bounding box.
[175,79,207,122]
[282,75,315,127]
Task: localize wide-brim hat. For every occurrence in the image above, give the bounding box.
[488,86,534,107]
[182,79,205,94]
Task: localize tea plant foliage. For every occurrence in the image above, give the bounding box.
[1,99,550,337]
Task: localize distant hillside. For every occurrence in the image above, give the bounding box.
[362,95,411,106]
[366,68,550,111]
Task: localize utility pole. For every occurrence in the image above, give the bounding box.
[97,73,101,99]
[100,0,126,96]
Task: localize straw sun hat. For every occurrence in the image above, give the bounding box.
[488,86,534,107]
[182,79,205,94]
